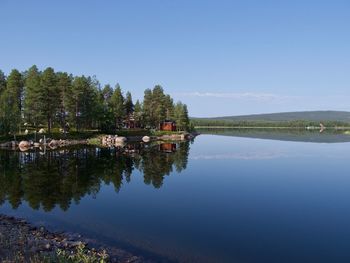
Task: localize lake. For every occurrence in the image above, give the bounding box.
[1,130,350,262]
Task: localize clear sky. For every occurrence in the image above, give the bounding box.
[1,0,349,117]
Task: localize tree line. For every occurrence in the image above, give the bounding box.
[0,66,190,135]
[191,118,350,128]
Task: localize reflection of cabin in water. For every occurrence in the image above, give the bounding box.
[159,120,176,131]
[123,143,143,154]
[159,143,177,153]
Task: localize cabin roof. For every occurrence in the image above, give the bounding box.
[161,120,176,123]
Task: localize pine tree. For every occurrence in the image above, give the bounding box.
[24,65,42,127]
[0,70,7,134]
[83,76,100,129]
[181,104,190,131]
[56,72,72,131]
[152,85,166,126]
[0,70,6,96]
[101,84,113,105]
[164,94,174,120]
[40,67,59,133]
[99,84,114,132]
[174,102,190,131]
[124,91,134,116]
[6,69,23,114]
[142,88,154,128]
[0,91,20,135]
[68,76,88,131]
[133,100,143,127]
[110,84,125,129]
[2,69,23,134]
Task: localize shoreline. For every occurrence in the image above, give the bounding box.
[195,126,350,129]
[0,131,198,151]
[0,214,154,263]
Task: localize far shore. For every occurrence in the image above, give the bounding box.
[195,126,350,129]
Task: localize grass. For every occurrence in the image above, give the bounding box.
[152,130,186,136]
[56,243,108,263]
[0,131,100,144]
[1,239,108,263]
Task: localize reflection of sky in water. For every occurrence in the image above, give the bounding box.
[191,135,350,160]
[2,134,350,262]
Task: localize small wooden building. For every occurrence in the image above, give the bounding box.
[123,114,140,129]
[160,120,176,131]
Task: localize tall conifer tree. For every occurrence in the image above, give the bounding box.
[24,65,42,127]
[40,67,59,133]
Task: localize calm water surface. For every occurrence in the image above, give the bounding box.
[1,133,350,262]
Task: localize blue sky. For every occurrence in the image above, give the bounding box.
[1,0,349,117]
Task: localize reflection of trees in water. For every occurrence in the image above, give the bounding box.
[0,141,190,211]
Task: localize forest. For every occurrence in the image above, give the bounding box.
[0,66,190,136]
[191,118,350,128]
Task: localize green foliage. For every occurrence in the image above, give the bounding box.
[56,243,108,263]
[141,85,186,129]
[0,70,6,96]
[24,65,42,126]
[56,72,73,130]
[133,100,143,126]
[6,69,23,112]
[124,91,134,115]
[0,70,23,135]
[0,66,190,135]
[194,111,350,124]
[110,84,125,129]
[174,102,190,131]
[0,90,21,135]
[40,67,60,133]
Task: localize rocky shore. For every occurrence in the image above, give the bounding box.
[0,139,88,151]
[0,132,198,151]
[0,214,150,263]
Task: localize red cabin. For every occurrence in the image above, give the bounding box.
[160,120,176,131]
[123,114,141,129]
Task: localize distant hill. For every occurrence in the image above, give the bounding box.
[193,111,350,123]
[198,128,350,143]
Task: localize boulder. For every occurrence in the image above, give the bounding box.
[142,136,151,142]
[115,136,127,143]
[38,128,46,134]
[115,141,126,148]
[19,146,29,152]
[19,141,30,151]
[19,141,30,148]
[49,139,58,147]
[59,139,66,146]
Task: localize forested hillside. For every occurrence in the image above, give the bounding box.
[192,111,350,127]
